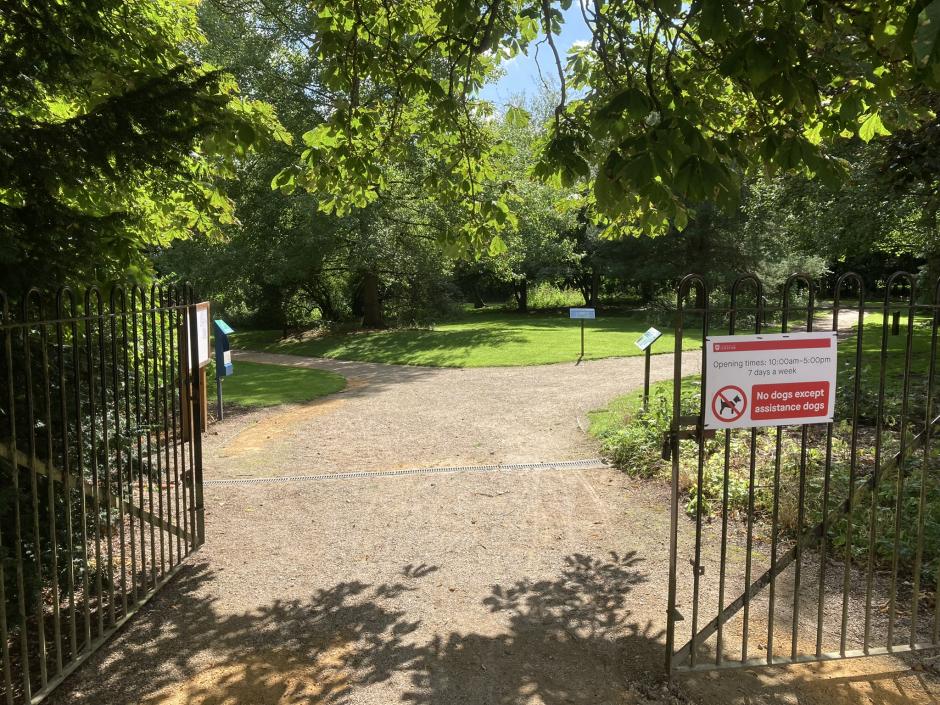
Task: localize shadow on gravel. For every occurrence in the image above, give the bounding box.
[48,552,935,705]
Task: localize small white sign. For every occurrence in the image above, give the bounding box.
[569,307,596,320]
[185,302,211,368]
[635,327,662,351]
[703,331,837,430]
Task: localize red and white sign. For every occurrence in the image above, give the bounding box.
[703,332,837,429]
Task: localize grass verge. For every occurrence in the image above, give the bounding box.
[215,361,346,407]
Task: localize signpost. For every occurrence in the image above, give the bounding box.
[569,307,595,360]
[634,327,662,410]
[703,331,837,429]
[213,319,234,421]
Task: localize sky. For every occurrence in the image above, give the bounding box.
[478,4,591,107]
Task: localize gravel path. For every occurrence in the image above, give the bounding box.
[207,350,702,479]
[46,349,937,705]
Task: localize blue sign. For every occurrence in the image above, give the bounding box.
[634,327,662,351]
[569,307,596,320]
[213,319,234,378]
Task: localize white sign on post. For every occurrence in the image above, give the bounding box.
[635,327,662,351]
[185,302,211,369]
[703,331,837,430]
[569,307,596,319]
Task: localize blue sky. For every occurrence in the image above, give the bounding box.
[479,4,591,107]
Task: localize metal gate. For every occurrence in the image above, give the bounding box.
[665,272,940,674]
[0,284,205,703]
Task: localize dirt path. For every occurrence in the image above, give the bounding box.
[208,351,701,478]
[46,351,938,705]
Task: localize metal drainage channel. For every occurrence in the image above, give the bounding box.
[204,458,609,486]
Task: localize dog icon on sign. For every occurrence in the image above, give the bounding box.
[712,385,747,423]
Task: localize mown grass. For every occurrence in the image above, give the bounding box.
[214,361,346,407]
[232,309,698,367]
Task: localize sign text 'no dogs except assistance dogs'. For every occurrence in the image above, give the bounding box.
[703,332,838,430]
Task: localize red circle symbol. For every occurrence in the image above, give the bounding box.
[712,385,747,423]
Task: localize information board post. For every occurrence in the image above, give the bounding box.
[634,327,662,411]
[569,307,596,362]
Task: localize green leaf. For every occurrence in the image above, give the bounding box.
[505,106,531,127]
[488,235,508,256]
[858,112,890,142]
[914,0,940,66]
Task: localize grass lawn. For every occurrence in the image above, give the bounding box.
[216,361,346,407]
[232,309,699,367]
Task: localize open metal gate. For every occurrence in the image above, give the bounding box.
[0,285,205,703]
[665,272,940,674]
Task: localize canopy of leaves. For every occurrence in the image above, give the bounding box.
[293,0,940,246]
[0,0,288,291]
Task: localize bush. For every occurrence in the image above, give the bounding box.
[521,283,584,310]
[592,377,940,587]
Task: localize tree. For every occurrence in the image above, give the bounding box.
[0,0,287,291]
[160,0,461,329]
[292,1,940,247]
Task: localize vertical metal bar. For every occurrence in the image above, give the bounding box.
[768,278,799,665]
[915,279,939,645]
[109,289,129,619]
[187,293,206,547]
[93,291,115,628]
[70,293,92,653]
[666,276,696,675]
[816,295,839,657]
[38,296,64,674]
[863,280,893,653]
[172,290,190,557]
[0,470,11,704]
[131,288,148,594]
[23,291,49,687]
[158,288,174,570]
[643,346,651,411]
[179,294,195,553]
[142,290,157,586]
[887,274,917,647]
[118,290,138,607]
[791,276,815,660]
[840,274,866,655]
[689,279,709,668]
[83,289,105,641]
[55,290,78,660]
[741,279,763,664]
[150,285,165,578]
[1,293,28,701]
[167,290,183,561]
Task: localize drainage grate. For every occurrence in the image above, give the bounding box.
[205,457,609,486]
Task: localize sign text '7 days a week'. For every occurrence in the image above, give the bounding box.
[703,332,837,430]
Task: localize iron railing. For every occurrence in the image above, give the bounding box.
[0,285,205,703]
[666,272,940,674]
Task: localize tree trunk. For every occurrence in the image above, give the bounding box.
[590,269,600,308]
[472,284,485,309]
[514,278,528,313]
[256,284,287,331]
[360,270,384,328]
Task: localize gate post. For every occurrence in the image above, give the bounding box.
[186,294,206,547]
